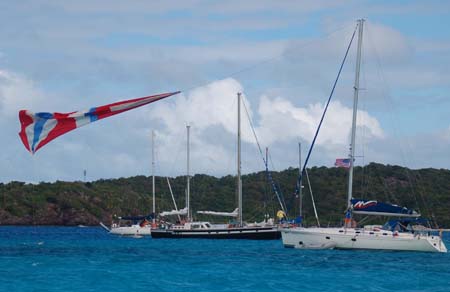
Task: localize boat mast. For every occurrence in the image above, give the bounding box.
[237,92,243,227]
[347,19,364,209]
[298,142,302,218]
[186,125,191,222]
[152,130,156,224]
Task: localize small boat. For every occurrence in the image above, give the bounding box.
[102,131,159,237]
[281,19,447,253]
[102,215,153,236]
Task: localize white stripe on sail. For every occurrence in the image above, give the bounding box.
[34,118,58,150]
[110,96,156,112]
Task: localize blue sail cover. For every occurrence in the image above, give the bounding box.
[351,199,420,217]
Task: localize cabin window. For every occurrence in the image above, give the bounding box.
[382,233,388,236]
[326,236,331,240]
[369,232,374,235]
[339,230,344,233]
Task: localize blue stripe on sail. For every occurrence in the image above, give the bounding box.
[31,112,54,152]
[84,108,98,122]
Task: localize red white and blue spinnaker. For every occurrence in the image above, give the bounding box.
[19,91,180,154]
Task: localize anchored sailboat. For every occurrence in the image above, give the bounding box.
[151,93,280,239]
[281,19,447,252]
[102,130,158,236]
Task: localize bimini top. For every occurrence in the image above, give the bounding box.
[383,218,430,232]
[351,199,420,217]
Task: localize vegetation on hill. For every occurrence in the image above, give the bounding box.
[0,163,449,227]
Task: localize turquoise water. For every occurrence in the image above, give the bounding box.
[0,227,449,292]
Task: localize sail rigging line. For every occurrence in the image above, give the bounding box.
[293,24,358,199]
[267,152,288,213]
[305,168,320,227]
[266,150,289,215]
[241,97,288,214]
[166,177,181,222]
[366,25,436,227]
[179,24,355,94]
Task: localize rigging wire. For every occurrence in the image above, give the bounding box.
[365,25,437,226]
[241,97,288,214]
[293,23,359,199]
[179,24,355,93]
[305,168,320,227]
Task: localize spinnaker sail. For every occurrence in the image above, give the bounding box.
[19,91,180,154]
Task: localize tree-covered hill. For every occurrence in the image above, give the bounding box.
[1,163,449,227]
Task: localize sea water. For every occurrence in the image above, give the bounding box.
[0,226,449,292]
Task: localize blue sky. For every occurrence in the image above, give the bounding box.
[0,0,449,182]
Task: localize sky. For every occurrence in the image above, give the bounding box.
[0,0,449,183]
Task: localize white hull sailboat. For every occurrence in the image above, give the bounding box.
[108,224,152,236]
[100,218,152,236]
[281,19,447,253]
[101,131,158,237]
[282,227,446,252]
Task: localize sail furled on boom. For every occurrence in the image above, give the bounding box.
[197,208,239,217]
[160,207,188,217]
[351,199,420,217]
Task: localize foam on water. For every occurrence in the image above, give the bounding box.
[0,226,449,291]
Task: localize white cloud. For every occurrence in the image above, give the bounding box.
[0,70,45,116]
[0,3,448,182]
[146,78,384,175]
[256,95,384,147]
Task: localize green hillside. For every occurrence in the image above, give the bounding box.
[1,163,449,227]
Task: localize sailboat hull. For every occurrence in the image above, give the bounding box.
[151,226,281,240]
[281,227,447,253]
[109,225,152,236]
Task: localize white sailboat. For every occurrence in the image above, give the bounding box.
[102,130,158,236]
[281,19,447,253]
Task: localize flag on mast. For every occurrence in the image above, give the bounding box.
[18,91,180,154]
[334,158,351,168]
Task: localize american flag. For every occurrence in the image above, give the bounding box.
[335,158,351,168]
